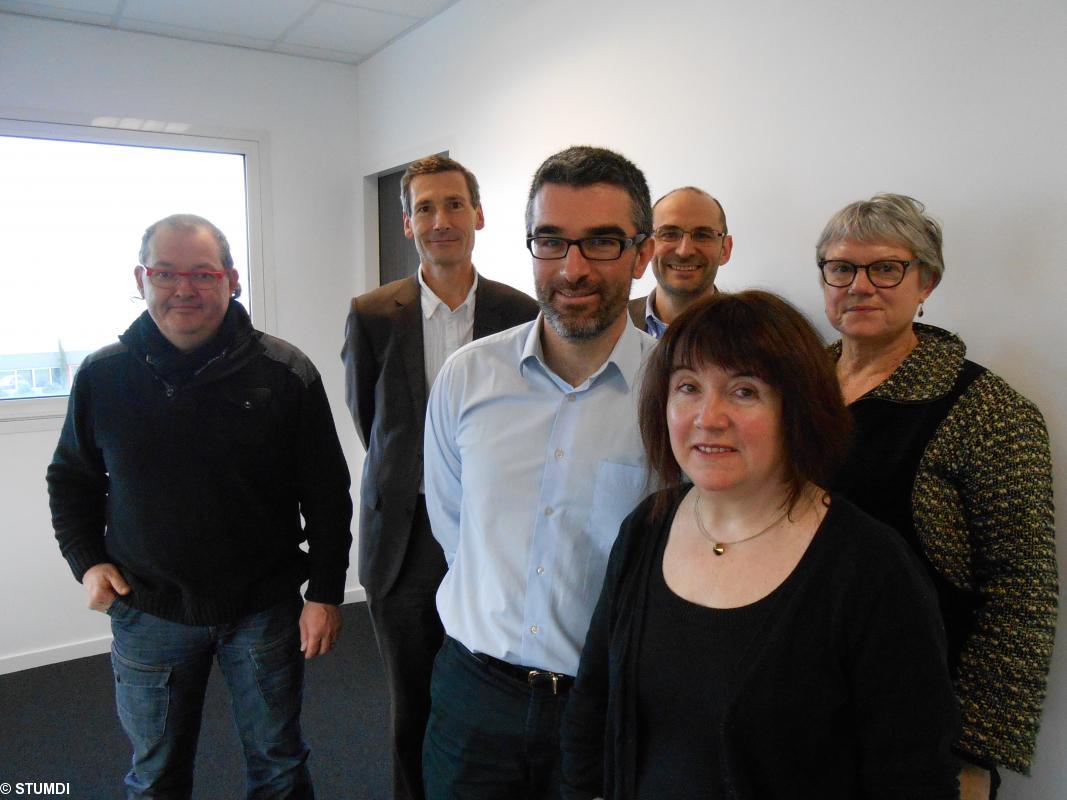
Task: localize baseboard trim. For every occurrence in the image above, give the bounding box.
[0,586,367,676]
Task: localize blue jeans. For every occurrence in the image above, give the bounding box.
[108,595,312,799]
[422,637,568,800]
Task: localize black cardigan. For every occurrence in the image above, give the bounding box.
[47,304,353,626]
[561,490,960,799]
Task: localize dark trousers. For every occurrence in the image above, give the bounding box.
[366,496,447,800]
[423,637,569,800]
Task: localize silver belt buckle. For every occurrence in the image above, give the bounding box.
[527,669,560,695]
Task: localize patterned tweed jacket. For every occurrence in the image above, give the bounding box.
[831,323,1058,773]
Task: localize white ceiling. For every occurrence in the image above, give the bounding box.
[0,0,460,64]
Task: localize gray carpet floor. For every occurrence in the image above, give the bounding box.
[0,601,391,799]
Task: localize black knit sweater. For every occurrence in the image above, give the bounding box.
[561,490,961,800]
[47,304,352,625]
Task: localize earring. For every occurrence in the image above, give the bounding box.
[918,301,924,318]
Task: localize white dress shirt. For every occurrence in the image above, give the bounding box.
[417,266,478,392]
[417,266,477,493]
[424,315,656,676]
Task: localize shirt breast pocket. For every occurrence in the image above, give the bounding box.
[584,460,648,565]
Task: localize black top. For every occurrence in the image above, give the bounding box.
[635,530,774,798]
[561,489,961,800]
[834,357,986,673]
[47,303,353,625]
[828,323,1058,772]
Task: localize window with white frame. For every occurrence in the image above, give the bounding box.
[0,116,265,418]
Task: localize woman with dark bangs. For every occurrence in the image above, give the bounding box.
[560,290,960,799]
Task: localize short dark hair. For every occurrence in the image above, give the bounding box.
[139,214,234,270]
[525,145,652,235]
[653,186,728,235]
[400,155,481,217]
[639,290,851,520]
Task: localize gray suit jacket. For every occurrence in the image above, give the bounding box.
[341,274,539,596]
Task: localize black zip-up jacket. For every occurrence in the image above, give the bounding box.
[47,304,352,626]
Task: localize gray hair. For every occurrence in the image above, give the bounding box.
[525,146,652,235]
[139,214,235,271]
[815,193,944,287]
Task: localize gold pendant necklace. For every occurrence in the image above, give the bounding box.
[694,491,791,556]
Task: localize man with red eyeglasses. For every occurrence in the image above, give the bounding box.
[46,214,352,799]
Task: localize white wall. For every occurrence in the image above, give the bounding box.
[3,0,1065,792]
[353,0,1067,795]
[0,14,366,670]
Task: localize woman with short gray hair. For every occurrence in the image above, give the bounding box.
[817,193,1058,800]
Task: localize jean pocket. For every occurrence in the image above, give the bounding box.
[111,648,171,750]
[106,599,132,619]
[249,628,304,718]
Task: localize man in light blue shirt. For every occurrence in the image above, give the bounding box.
[422,146,657,799]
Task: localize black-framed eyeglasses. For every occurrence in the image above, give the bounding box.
[653,226,724,245]
[817,259,920,288]
[526,233,649,261]
[143,267,228,290]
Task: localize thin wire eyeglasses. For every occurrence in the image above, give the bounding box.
[653,226,724,245]
[817,259,920,288]
[526,233,649,261]
[143,267,228,290]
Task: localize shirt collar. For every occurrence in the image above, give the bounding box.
[417,266,479,320]
[520,312,648,392]
[644,289,668,339]
[645,286,720,339]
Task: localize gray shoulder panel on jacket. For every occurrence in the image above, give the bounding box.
[258,333,321,387]
[80,341,129,367]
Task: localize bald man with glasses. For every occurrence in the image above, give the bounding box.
[628,186,733,337]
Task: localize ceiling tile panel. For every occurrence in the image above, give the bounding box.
[0,0,459,64]
[329,0,457,18]
[0,0,119,13]
[284,3,411,53]
[0,0,117,24]
[116,17,275,51]
[122,0,315,41]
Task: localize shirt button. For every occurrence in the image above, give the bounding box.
[536,566,545,575]
[566,394,576,402]
[530,625,540,635]
[554,449,564,460]
[544,507,554,516]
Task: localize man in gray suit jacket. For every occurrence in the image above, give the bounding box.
[341,155,538,800]
[628,186,732,336]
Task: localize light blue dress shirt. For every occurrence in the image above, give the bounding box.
[643,290,668,339]
[424,315,656,676]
